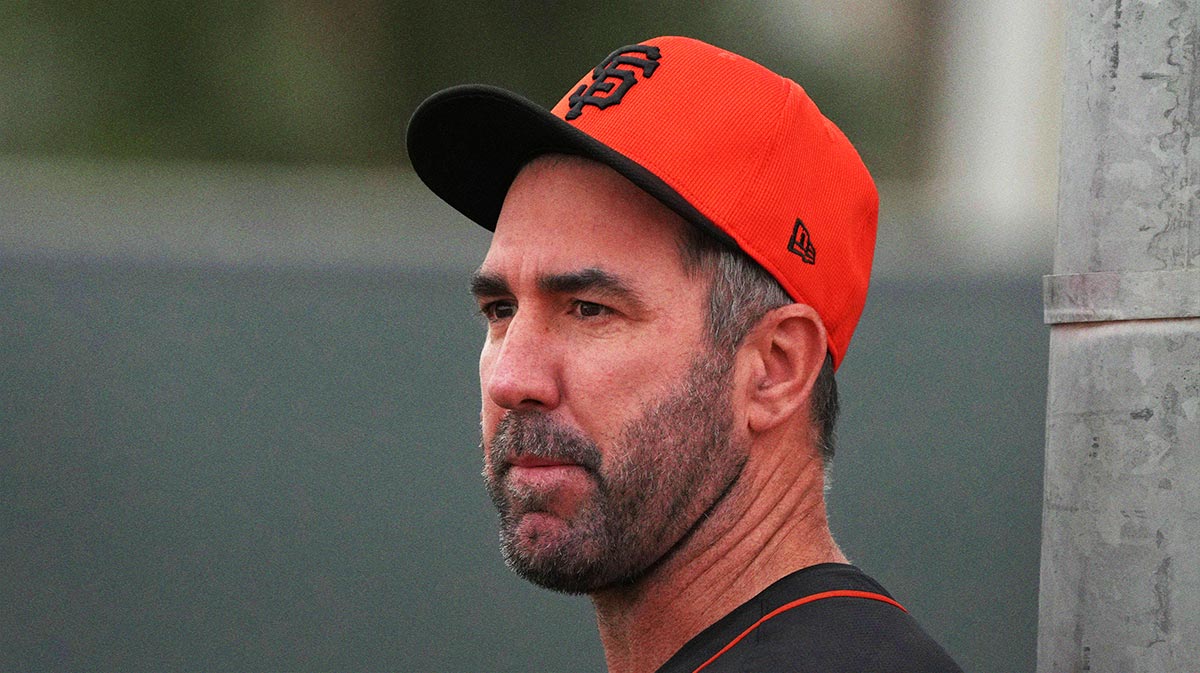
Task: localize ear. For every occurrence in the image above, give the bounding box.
[737,304,828,434]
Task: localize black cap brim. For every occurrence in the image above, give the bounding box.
[405,84,732,244]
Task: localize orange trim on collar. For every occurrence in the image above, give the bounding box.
[691,590,907,673]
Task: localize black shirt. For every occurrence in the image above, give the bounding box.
[655,564,964,673]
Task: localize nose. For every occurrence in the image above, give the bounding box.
[481,314,561,412]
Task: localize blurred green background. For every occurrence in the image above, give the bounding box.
[2,2,1058,672]
[2,1,935,174]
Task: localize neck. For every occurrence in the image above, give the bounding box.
[589,444,844,673]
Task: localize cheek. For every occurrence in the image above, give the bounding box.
[480,404,502,444]
[596,328,698,390]
[562,344,689,438]
[479,405,502,477]
[478,338,495,385]
[478,345,501,436]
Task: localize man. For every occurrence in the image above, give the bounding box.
[407,36,962,673]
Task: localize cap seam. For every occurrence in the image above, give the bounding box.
[722,78,809,302]
[712,80,833,357]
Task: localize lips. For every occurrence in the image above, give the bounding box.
[504,454,591,500]
[509,455,579,469]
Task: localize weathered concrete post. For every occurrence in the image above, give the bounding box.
[1039,1,1200,671]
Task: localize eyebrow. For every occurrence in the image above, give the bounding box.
[470,271,510,299]
[470,267,648,311]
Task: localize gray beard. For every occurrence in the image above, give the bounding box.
[482,351,745,594]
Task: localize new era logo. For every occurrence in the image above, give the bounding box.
[787,218,817,264]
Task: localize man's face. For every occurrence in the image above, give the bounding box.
[472,156,747,594]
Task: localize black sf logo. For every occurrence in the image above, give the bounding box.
[565,45,662,120]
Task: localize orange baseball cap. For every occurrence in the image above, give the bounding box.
[407,36,878,367]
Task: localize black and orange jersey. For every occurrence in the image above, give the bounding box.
[656,564,963,673]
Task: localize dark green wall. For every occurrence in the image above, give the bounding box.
[1,256,1045,672]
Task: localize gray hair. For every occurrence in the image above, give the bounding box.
[677,225,839,465]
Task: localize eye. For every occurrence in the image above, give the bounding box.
[480,300,516,322]
[573,300,610,318]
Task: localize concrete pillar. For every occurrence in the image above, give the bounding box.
[1039,1,1200,671]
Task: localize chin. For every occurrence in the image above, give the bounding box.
[501,516,657,595]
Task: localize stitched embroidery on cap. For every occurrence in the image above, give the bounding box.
[788,219,817,264]
[565,45,661,120]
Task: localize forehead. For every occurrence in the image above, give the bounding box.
[482,156,692,279]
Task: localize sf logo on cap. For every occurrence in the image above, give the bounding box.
[565,45,661,120]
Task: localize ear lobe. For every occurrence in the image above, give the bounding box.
[741,304,828,434]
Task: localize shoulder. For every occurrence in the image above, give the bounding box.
[658,565,963,673]
[731,591,964,673]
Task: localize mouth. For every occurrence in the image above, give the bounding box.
[502,454,592,496]
[509,455,580,469]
